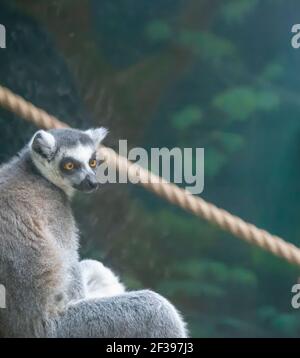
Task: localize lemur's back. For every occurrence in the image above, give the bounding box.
[0,151,81,337]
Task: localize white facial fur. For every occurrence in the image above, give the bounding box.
[62,145,95,170]
[29,128,107,196]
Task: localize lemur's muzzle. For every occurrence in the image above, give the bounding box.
[76,174,99,192]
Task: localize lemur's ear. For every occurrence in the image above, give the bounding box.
[85,127,108,147]
[30,130,56,160]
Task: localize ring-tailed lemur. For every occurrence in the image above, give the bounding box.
[0,128,187,338]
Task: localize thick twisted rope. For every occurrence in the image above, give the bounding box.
[1,84,300,266]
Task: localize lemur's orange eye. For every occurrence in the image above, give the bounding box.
[64,162,75,171]
[89,159,97,168]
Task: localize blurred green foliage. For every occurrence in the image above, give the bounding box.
[178,31,236,62]
[220,0,259,24]
[213,87,280,121]
[171,105,203,130]
[145,20,173,42]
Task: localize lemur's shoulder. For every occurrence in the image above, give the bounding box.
[0,149,69,226]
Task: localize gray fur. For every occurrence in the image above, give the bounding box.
[0,129,187,338]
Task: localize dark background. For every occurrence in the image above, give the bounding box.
[1,0,300,337]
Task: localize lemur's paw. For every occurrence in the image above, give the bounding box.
[80,259,125,299]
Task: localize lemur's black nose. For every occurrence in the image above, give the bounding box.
[86,175,99,190]
[79,175,99,192]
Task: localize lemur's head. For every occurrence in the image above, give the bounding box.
[29,127,107,195]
